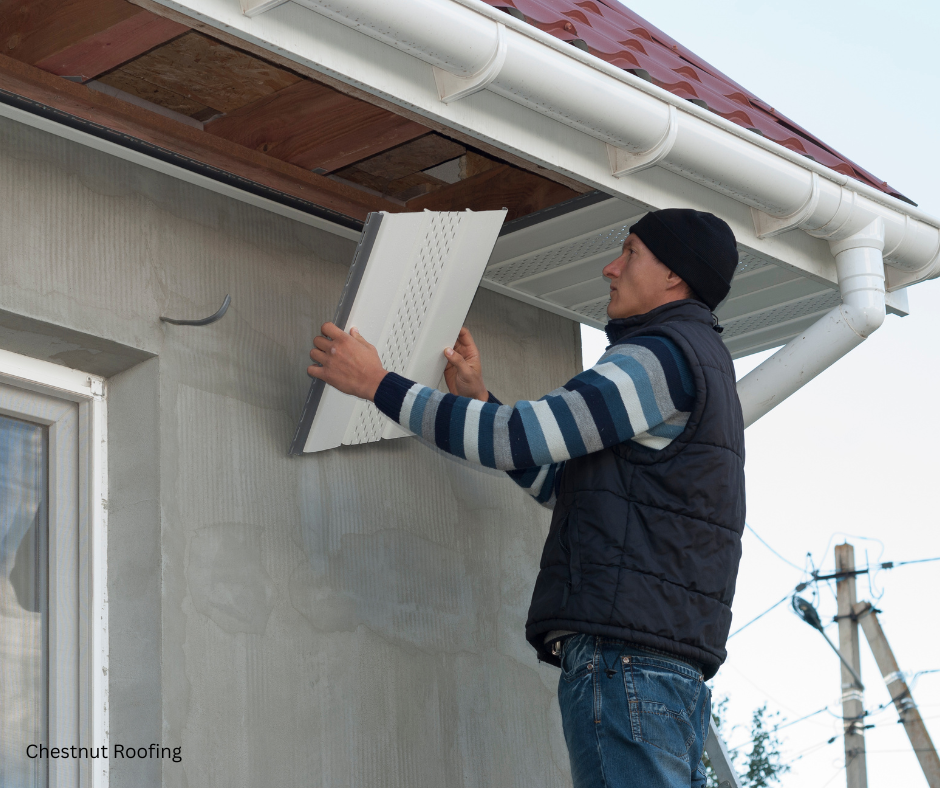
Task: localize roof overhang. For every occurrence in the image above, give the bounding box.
[6,0,933,364]
[123,0,936,359]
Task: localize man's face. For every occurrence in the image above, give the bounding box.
[603,233,682,320]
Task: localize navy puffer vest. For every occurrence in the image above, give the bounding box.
[525,300,745,679]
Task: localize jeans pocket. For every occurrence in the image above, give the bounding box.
[622,656,701,761]
[700,684,712,740]
[560,635,593,684]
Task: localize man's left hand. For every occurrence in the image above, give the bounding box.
[308,322,387,401]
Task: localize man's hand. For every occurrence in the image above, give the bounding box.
[308,322,387,401]
[443,327,488,402]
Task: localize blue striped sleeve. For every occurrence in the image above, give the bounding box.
[373,371,411,420]
[371,336,694,477]
[478,403,497,468]
[627,335,696,412]
[546,396,586,458]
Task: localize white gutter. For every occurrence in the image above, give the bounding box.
[235,0,938,422]
[275,0,940,289]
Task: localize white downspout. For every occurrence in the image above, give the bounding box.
[736,219,887,427]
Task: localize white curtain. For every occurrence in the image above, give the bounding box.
[0,414,48,788]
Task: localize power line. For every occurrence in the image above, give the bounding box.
[818,765,845,788]
[745,521,807,572]
[779,734,841,768]
[722,662,809,719]
[729,705,831,752]
[811,556,940,581]
[774,706,831,733]
[727,540,939,645]
[742,522,938,583]
[865,748,940,754]
[888,556,940,568]
[727,592,792,639]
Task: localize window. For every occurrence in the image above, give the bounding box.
[0,350,108,788]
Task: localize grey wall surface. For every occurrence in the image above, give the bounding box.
[0,116,584,787]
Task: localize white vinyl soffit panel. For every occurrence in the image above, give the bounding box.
[291,209,507,455]
[482,196,909,360]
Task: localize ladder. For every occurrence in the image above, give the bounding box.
[705,720,745,788]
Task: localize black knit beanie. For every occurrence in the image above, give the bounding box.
[629,209,738,310]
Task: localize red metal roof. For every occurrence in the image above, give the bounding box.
[483,0,913,204]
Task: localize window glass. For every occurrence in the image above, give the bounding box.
[0,413,48,788]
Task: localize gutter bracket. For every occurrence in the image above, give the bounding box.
[241,0,290,17]
[433,23,507,104]
[606,104,677,178]
[885,237,940,291]
[750,172,820,239]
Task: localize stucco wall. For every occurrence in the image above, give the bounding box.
[0,115,583,787]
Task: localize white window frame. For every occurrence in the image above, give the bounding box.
[0,348,108,788]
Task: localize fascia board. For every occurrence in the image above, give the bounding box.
[0,91,361,241]
[136,0,845,286]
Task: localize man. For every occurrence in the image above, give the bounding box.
[308,208,745,788]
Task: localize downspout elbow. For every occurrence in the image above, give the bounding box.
[830,219,887,339]
[737,220,886,428]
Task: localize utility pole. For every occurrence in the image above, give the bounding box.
[836,543,868,788]
[853,601,940,788]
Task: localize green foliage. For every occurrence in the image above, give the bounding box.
[702,697,790,788]
[743,703,790,787]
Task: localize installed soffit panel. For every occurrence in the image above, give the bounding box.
[482,196,907,360]
[292,208,506,454]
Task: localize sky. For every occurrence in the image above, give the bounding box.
[580,1,940,786]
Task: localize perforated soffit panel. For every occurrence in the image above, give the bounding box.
[483,195,907,361]
[292,209,507,455]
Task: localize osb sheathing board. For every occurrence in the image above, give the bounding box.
[0,112,582,786]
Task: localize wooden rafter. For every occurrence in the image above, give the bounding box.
[204,79,429,172]
[0,52,397,221]
[351,135,465,181]
[33,11,188,81]
[407,163,578,221]
[334,135,470,201]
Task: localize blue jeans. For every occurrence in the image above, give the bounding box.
[557,635,711,788]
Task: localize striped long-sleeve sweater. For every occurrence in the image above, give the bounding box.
[373,335,695,508]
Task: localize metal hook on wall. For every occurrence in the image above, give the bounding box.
[160,295,231,326]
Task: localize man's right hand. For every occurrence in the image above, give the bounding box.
[443,327,489,402]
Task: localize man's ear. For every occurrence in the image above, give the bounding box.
[664,267,690,295]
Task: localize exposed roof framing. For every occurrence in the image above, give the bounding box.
[0,0,583,228]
